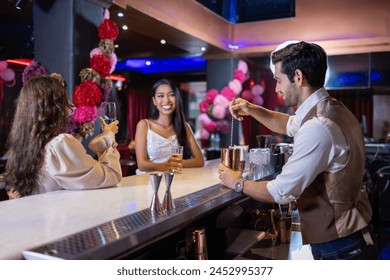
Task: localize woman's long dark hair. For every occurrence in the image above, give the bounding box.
[150,79,191,159]
[5,75,70,196]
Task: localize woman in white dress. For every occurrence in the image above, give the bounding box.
[135,79,204,173]
[5,75,122,197]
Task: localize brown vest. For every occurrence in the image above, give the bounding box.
[297,96,372,244]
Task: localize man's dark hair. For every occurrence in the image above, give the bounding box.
[271,41,328,87]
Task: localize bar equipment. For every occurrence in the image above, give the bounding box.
[221,147,241,171]
[149,173,163,214]
[256,134,273,148]
[185,227,208,260]
[162,172,175,213]
[248,148,271,181]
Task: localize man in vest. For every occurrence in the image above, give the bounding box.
[218,41,377,260]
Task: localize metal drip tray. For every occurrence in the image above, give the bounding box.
[22,184,242,260]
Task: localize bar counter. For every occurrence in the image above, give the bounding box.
[0,159,247,260]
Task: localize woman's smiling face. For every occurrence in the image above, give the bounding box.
[152,84,177,115]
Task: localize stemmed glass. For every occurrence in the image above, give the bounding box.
[100,102,117,124]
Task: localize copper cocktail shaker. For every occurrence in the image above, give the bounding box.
[220,147,241,171]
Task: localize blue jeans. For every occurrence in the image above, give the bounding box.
[310,225,377,260]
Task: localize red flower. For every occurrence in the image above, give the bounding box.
[98,19,119,41]
[90,54,111,78]
[72,81,102,107]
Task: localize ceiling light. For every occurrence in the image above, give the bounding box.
[160,39,166,45]
[201,47,206,52]
[145,61,151,66]
[114,44,119,48]
[117,12,124,17]
[122,25,128,31]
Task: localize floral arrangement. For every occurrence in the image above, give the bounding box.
[197,60,265,142]
[68,8,119,138]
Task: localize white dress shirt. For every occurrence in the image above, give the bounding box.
[267,88,350,204]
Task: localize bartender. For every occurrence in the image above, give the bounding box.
[218,40,377,260]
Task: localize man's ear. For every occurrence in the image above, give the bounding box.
[294,69,305,86]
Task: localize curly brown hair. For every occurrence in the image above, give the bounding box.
[5,75,71,196]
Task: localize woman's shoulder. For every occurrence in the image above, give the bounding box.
[47,133,82,150]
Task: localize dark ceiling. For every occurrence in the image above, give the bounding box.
[0,0,226,62]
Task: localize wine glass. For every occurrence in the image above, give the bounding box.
[100,102,117,124]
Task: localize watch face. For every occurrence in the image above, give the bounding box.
[235,180,243,193]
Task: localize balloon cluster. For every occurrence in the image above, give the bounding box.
[197,60,265,141]
[69,9,119,138]
[0,61,16,88]
[0,60,16,104]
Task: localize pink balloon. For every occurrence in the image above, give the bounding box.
[252,95,264,106]
[198,113,212,126]
[212,104,226,119]
[228,79,242,95]
[237,60,248,74]
[206,89,218,103]
[0,68,15,82]
[252,84,264,96]
[200,127,210,140]
[241,89,254,102]
[213,94,229,108]
[220,86,235,101]
[0,61,8,71]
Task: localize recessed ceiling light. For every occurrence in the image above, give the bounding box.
[122,25,128,30]
[160,39,166,45]
[117,12,124,17]
[114,44,119,48]
[145,61,151,66]
[201,47,206,52]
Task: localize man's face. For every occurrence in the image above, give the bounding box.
[274,62,299,107]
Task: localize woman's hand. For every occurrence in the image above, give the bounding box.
[229,97,252,121]
[7,188,21,200]
[166,156,183,173]
[218,163,242,189]
[100,117,119,135]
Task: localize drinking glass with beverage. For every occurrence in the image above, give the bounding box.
[171,146,183,173]
[100,102,117,124]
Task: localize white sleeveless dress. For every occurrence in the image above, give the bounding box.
[136,119,179,174]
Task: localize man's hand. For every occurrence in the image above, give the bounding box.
[218,163,242,189]
[229,97,252,121]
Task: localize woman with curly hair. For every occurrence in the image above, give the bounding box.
[5,75,121,198]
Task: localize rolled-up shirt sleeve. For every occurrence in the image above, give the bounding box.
[266,118,336,204]
[43,132,122,191]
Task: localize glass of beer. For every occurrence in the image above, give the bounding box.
[171,146,183,173]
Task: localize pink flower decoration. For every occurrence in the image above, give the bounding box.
[233,69,245,83]
[205,121,217,133]
[206,89,218,103]
[212,104,226,119]
[220,86,236,101]
[198,113,212,126]
[252,95,264,106]
[73,106,98,124]
[228,79,242,95]
[90,47,101,58]
[241,89,254,102]
[237,60,248,74]
[252,84,265,96]
[200,128,210,140]
[199,100,209,113]
[213,94,229,108]
[109,52,117,73]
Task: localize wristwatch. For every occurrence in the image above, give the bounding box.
[234,178,245,193]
